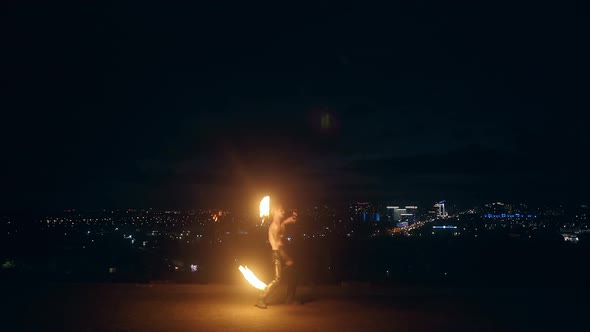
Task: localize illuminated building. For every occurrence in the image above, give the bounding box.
[433,201,448,218]
[386,205,418,223]
[348,202,382,222]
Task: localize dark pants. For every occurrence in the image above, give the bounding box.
[283,249,297,302]
[259,249,297,303]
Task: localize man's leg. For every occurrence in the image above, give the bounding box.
[285,264,297,304]
[280,247,298,304]
[256,251,281,309]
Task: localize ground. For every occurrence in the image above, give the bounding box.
[2,282,586,331]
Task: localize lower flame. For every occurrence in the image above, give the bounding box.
[238,265,267,290]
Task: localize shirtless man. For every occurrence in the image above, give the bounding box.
[255,205,297,309]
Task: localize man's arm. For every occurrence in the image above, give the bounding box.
[282,211,298,225]
[279,247,294,266]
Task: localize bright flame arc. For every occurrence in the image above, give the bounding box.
[238,265,267,290]
[259,196,270,218]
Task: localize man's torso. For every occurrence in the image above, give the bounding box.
[268,221,282,250]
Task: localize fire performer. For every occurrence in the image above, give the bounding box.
[255,204,297,309]
[283,209,299,305]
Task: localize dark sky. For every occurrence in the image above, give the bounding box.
[2,1,589,211]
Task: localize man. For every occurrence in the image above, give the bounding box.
[282,209,299,304]
[255,205,297,309]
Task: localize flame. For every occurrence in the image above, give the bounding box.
[259,196,270,218]
[238,265,267,290]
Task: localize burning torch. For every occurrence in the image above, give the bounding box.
[237,195,270,290]
[259,195,270,225]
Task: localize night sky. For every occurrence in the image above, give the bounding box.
[2,1,589,211]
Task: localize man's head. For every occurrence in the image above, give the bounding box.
[272,204,285,221]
